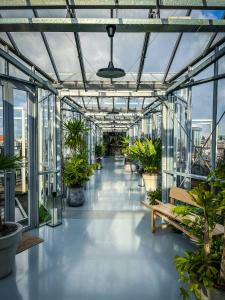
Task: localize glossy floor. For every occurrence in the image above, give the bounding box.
[0,157,194,300]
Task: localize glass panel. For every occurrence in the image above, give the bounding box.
[79,33,110,82]
[217,79,225,164]
[191,82,213,176]
[13,89,29,226]
[170,33,212,73]
[0,86,4,223]
[43,32,82,81]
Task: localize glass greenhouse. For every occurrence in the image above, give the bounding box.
[0,1,225,300]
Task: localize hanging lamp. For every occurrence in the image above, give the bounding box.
[97,25,126,79]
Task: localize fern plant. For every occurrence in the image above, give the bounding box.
[129,138,161,173]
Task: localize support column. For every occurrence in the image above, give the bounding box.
[211,47,219,170]
[184,87,192,189]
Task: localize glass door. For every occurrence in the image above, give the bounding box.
[38,92,61,226]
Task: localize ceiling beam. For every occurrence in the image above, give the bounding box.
[66,3,87,91]
[0,48,57,94]
[60,89,165,98]
[1,0,225,10]
[57,81,167,91]
[167,45,225,94]
[136,10,152,91]
[1,18,225,33]
[163,9,191,83]
[33,9,61,82]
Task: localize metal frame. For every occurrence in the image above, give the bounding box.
[1,0,225,10]
[1,18,225,33]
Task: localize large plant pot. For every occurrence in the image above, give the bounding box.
[142,173,159,192]
[67,186,85,207]
[96,158,102,170]
[201,287,225,300]
[0,222,22,279]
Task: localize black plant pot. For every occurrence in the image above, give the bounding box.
[67,186,85,207]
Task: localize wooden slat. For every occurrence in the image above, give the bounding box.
[169,187,201,207]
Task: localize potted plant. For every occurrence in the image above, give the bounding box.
[120,136,136,172]
[173,177,225,299]
[130,138,161,191]
[63,119,89,154]
[0,154,22,279]
[147,188,162,205]
[63,154,95,207]
[95,143,105,170]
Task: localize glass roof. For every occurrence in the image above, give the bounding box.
[0,4,224,122]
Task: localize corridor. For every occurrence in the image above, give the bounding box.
[0,157,194,300]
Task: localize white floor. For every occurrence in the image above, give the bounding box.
[0,157,194,300]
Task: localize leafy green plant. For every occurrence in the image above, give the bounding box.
[173,181,225,299]
[38,203,51,224]
[120,136,130,157]
[64,119,89,154]
[147,188,161,205]
[129,138,161,173]
[95,144,105,158]
[63,155,95,188]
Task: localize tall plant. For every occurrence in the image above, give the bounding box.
[173,181,225,299]
[63,119,89,154]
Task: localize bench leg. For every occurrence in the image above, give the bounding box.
[151,210,156,233]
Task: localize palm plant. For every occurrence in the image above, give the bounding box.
[95,144,105,158]
[120,136,130,157]
[63,119,89,154]
[173,181,225,299]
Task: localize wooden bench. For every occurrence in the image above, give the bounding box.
[142,187,224,241]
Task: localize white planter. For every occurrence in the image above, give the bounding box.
[142,173,160,192]
[0,222,22,279]
[201,287,225,300]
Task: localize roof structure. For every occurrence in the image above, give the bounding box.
[0,0,224,131]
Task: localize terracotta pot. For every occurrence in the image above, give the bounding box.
[142,173,160,192]
[0,222,22,279]
[201,287,225,300]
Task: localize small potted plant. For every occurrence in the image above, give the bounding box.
[130,138,161,191]
[63,154,95,207]
[95,143,105,170]
[0,154,22,279]
[147,188,162,205]
[173,177,225,299]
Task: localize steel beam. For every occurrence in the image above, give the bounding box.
[33,9,61,82]
[96,97,100,111]
[1,18,225,33]
[181,73,225,88]
[59,89,165,98]
[57,80,167,91]
[163,9,191,83]
[167,45,225,94]
[1,0,225,10]
[136,10,152,90]
[0,48,57,94]
[66,3,87,91]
